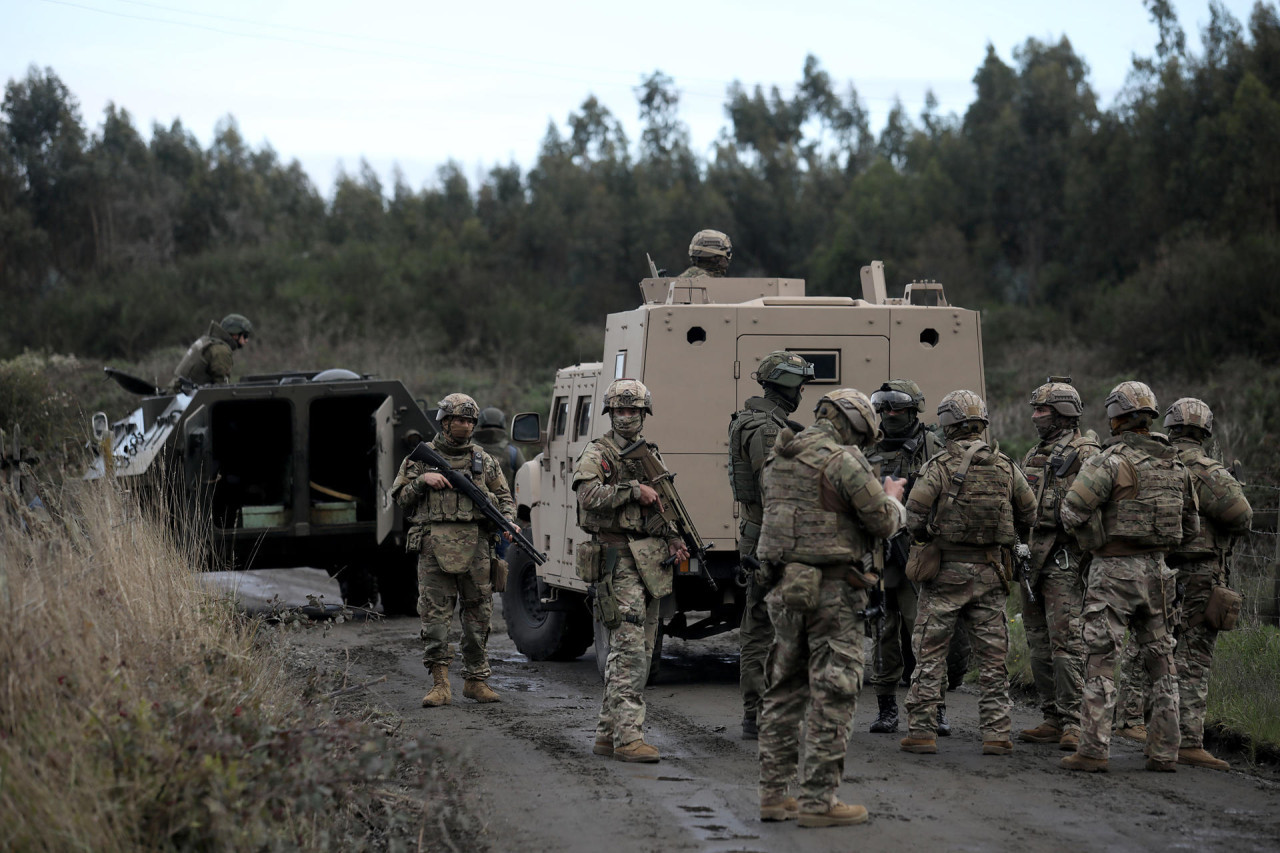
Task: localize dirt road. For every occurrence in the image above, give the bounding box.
[282,597,1280,853]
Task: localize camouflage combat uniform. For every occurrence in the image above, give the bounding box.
[1018,427,1100,739]
[391,433,514,682]
[729,393,803,732]
[756,418,904,812]
[573,430,680,750]
[864,422,944,698]
[1114,632,1148,732]
[904,437,1036,742]
[1059,431,1199,764]
[171,321,238,390]
[1167,436,1251,752]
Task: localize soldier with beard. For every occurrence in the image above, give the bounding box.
[573,379,690,763]
[1017,379,1100,752]
[391,393,515,708]
[728,350,815,739]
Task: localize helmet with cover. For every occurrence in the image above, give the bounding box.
[220,313,253,338]
[437,393,481,421]
[478,407,506,430]
[814,388,881,448]
[937,389,989,428]
[871,379,926,415]
[688,229,732,273]
[602,379,653,415]
[1029,378,1083,417]
[1104,381,1158,419]
[1164,397,1214,437]
[754,351,816,390]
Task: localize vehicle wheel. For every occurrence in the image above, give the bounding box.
[593,614,663,685]
[376,550,419,617]
[503,545,590,661]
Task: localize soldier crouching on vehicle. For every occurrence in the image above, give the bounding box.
[573,379,689,763]
[1059,381,1199,773]
[391,393,515,707]
[899,390,1036,757]
[756,389,906,828]
[170,313,252,392]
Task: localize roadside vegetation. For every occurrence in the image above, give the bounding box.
[0,477,479,850]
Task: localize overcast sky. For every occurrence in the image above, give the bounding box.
[2,0,1265,195]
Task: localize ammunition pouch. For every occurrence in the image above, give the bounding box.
[594,547,624,630]
[905,539,942,583]
[629,535,673,599]
[405,523,425,554]
[489,555,508,593]
[575,540,604,583]
[1201,585,1242,632]
[777,562,822,612]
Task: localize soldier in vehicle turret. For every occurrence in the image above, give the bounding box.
[170,313,253,391]
[728,350,815,740]
[678,229,732,278]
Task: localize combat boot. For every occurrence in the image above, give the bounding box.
[1114,724,1148,742]
[1058,730,1080,751]
[1145,757,1177,772]
[797,801,869,828]
[422,664,451,707]
[869,694,899,733]
[742,713,758,740]
[463,678,500,703]
[614,739,660,763]
[1177,747,1230,771]
[1061,752,1109,772]
[592,737,613,757]
[1019,719,1063,744]
[936,703,951,737]
[982,740,1014,755]
[899,735,938,754]
[759,794,800,822]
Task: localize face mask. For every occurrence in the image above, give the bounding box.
[611,413,643,440]
[1032,413,1058,439]
[446,418,475,443]
[880,411,915,437]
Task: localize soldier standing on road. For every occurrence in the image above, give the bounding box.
[756,389,906,828]
[899,390,1036,757]
[474,407,522,493]
[1017,379,1100,752]
[1059,381,1199,773]
[573,379,689,763]
[1163,398,1253,771]
[1113,634,1150,741]
[170,313,252,391]
[391,393,515,708]
[678,229,732,278]
[863,380,958,737]
[728,350,815,740]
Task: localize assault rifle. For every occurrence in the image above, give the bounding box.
[408,440,546,565]
[1013,532,1035,604]
[617,437,714,590]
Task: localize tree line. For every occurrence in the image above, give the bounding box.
[2,1,1279,377]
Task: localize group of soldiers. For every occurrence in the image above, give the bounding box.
[184,231,1254,831]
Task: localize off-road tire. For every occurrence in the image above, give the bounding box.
[503,544,592,661]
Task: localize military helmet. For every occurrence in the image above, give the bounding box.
[602,378,653,414]
[437,393,480,421]
[1029,377,1083,417]
[815,388,880,442]
[1164,397,1214,435]
[478,407,506,430]
[871,379,926,414]
[220,313,253,337]
[688,229,732,262]
[937,389,989,427]
[1104,381,1159,419]
[754,351,815,389]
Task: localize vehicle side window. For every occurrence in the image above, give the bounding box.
[573,396,591,440]
[553,396,569,437]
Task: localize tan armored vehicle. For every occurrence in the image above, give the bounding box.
[503,262,986,669]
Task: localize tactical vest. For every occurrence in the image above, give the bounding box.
[576,433,652,535]
[931,442,1018,547]
[727,398,792,507]
[1021,431,1098,532]
[1097,441,1186,548]
[1171,446,1243,558]
[421,443,489,524]
[757,430,868,566]
[866,424,943,483]
[173,323,233,385]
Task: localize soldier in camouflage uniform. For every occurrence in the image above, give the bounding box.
[757,389,906,827]
[678,229,732,278]
[391,393,515,708]
[728,350,815,740]
[170,313,252,391]
[863,380,960,737]
[1113,634,1149,741]
[900,390,1036,757]
[573,379,689,763]
[1059,381,1199,773]
[474,407,521,492]
[1163,398,1253,770]
[1017,379,1100,751]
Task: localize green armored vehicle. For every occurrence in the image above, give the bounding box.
[503,261,987,671]
[85,368,436,614]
